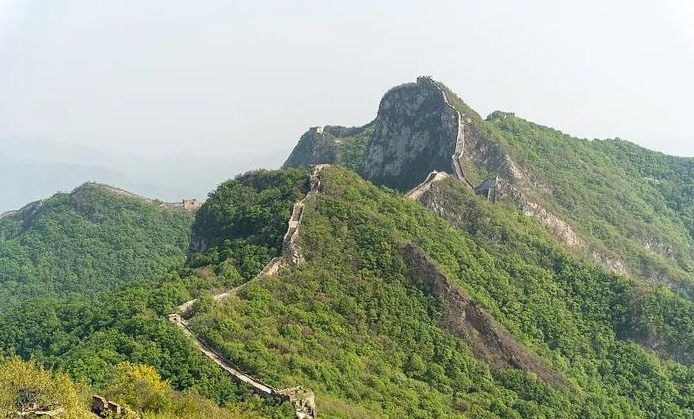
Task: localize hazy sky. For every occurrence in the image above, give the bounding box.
[1,0,693,159]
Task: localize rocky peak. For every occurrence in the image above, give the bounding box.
[283,126,339,169]
[359,76,462,190]
[284,76,472,190]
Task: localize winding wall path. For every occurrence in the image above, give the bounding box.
[168,313,275,394]
[426,79,475,189]
[405,171,450,201]
[168,166,329,419]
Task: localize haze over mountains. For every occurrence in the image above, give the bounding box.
[2,77,694,417]
[3,0,694,416]
[0,136,288,213]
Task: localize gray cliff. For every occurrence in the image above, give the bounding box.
[283,127,339,169]
[360,77,460,190]
[282,125,372,171]
[283,77,471,191]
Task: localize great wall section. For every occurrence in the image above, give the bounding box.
[168,166,329,419]
[89,182,202,211]
[405,171,450,201]
[424,78,475,190]
[405,78,502,204]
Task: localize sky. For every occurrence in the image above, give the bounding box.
[0,0,693,159]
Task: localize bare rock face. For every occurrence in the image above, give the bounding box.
[282,77,635,280]
[283,77,461,191]
[360,77,459,190]
[283,127,340,169]
[400,243,566,388]
[283,125,371,169]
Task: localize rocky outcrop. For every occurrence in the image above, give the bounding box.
[283,125,371,169]
[417,172,628,276]
[283,127,340,169]
[360,77,461,190]
[284,78,628,276]
[401,243,566,388]
[284,77,488,191]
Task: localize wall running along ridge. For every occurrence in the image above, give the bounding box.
[168,166,329,419]
[425,78,475,189]
[405,171,450,201]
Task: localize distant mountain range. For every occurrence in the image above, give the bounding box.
[0,137,288,212]
[4,77,694,418]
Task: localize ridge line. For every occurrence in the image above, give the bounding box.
[419,77,475,189]
[168,165,328,419]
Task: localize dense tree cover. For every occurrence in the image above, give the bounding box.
[0,269,292,418]
[5,165,694,418]
[0,176,304,418]
[185,167,694,418]
[0,356,90,419]
[427,177,694,415]
[189,169,309,280]
[484,112,694,296]
[595,139,694,241]
[0,183,193,304]
[335,124,374,172]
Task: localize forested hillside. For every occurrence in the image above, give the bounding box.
[0,183,193,305]
[4,165,694,418]
[484,112,694,294]
[184,166,694,418]
[4,79,694,418]
[0,172,306,418]
[0,355,269,418]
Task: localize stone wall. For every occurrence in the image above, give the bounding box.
[167,166,326,419]
[360,77,460,190]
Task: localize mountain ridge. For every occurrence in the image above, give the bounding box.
[284,76,694,291]
[4,77,694,418]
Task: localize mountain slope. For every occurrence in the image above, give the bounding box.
[283,125,374,174]
[283,76,694,299]
[483,112,694,292]
[179,166,694,418]
[0,356,268,418]
[5,77,694,419]
[0,178,296,418]
[0,182,193,304]
[3,165,694,417]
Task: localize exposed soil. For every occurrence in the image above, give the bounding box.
[401,243,566,387]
